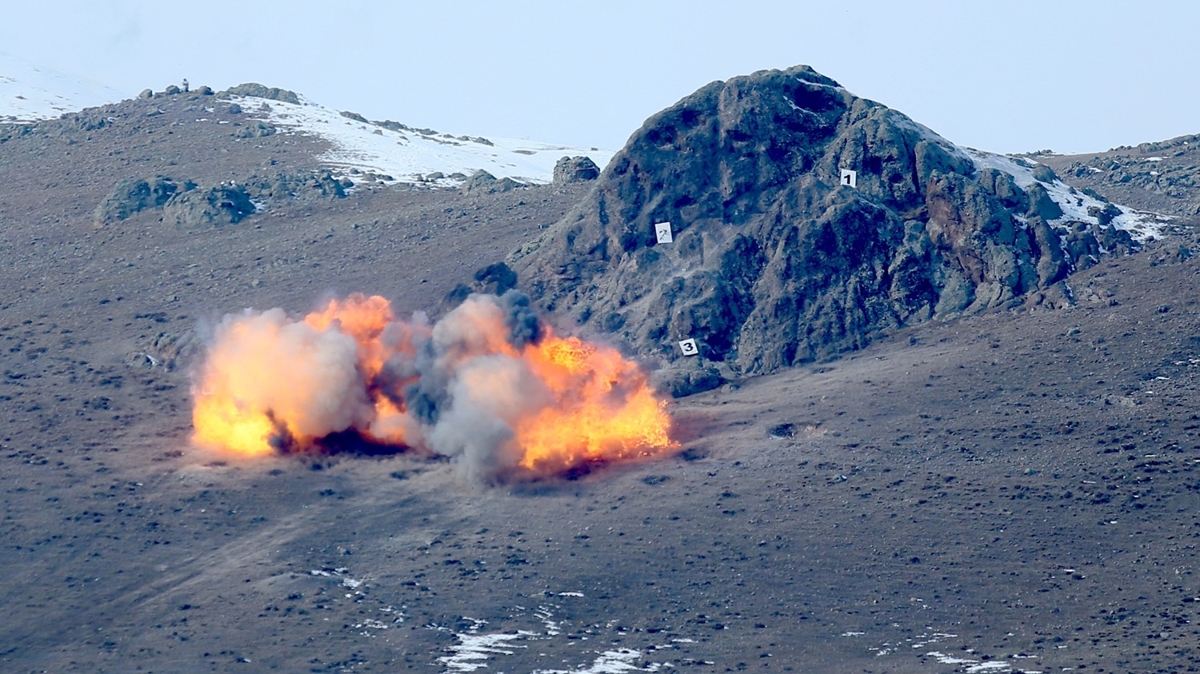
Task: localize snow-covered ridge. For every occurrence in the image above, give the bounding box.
[0,51,123,123]
[964,148,1168,242]
[230,94,615,187]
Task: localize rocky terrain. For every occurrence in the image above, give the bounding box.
[1039,134,1200,218]
[512,66,1177,397]
[0,68,1199,673]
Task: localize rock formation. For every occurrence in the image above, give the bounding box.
[162,183,256,228]
[92,169,348,228]
[463,169,523,194]
[511,66,1139,394]
[1040,133,1200,218]
[93,176,182,225]
[553,156,601,185]
[218,83,303,105]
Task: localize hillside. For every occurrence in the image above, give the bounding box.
[0,51,123,123]
[225,86,614,186]
[0,64,1198,673]
[0,50,614,188]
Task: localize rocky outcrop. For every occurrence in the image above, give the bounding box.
[162,183,256,228]
[218,83,303,105]
[93,169,348,228]
[511,65,1138,390]
[244,169,348,202]
[1040,133,1200,219]
[234,121,276,138]
[553,156,601,185]
[463,170,523,194]
[94,176,183,225]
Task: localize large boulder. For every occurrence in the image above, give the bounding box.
[218,83,302,105]
[94,176,181,225]
[163,183,256,228]
[511,65,1136,385]
[245,169,347,202]
[552,156,601,185]
[462,170,523,194]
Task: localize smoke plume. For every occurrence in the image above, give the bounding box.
[191,291,673,479]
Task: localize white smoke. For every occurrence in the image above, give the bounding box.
[199,308,373,444]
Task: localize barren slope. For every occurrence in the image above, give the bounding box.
[1,95,1199,673]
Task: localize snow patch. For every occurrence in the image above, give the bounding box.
[794,75,845,91]
[440,630,525,672]
[964,148,1168,241]
[309,567,350,577]
[928,651,979,665]
[857,626,1055,674]
[0,51,122,122]
[434,604,674,673]
[231,95,614,187]
[532,649,659,674]
[535,604,561,636]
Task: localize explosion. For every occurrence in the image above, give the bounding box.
[191,291,674,478]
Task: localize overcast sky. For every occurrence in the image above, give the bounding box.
[2,1,1197,154]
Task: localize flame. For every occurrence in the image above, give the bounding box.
[517,334,671,471]
[191,308,374,455]
[191,293,674,477]
[304,294,394,379]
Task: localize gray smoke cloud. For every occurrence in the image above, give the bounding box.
[392,291,554,480]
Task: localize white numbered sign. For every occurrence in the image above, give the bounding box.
[839,169,857,188]
[654,221,673,244]
[678,338,698,356]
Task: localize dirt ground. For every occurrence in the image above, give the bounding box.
[1,98,1199,673]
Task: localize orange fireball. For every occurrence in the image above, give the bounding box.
[517,333,671,471]
[304,293,395,379]
[191,292,674,477]
[191,308,374,455]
